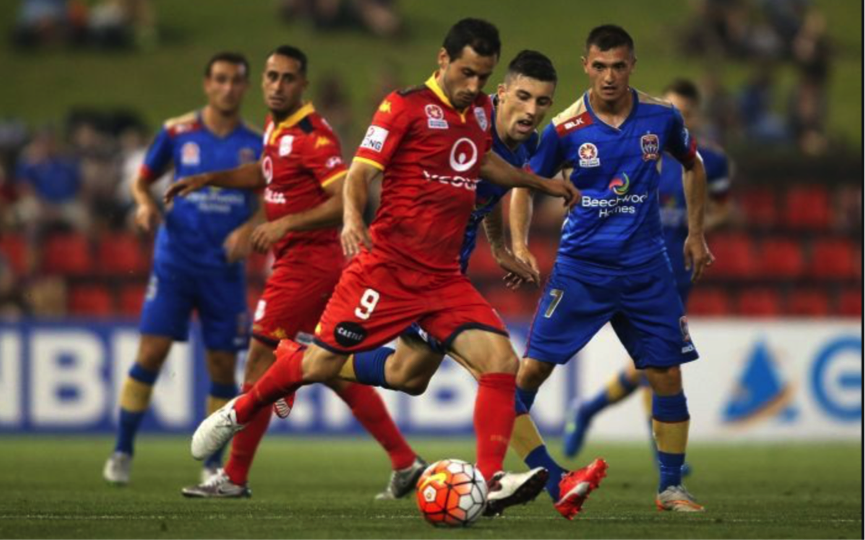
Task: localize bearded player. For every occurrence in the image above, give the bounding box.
[511,25,713,512]
[187,19,582,516]
[168,46,424,500]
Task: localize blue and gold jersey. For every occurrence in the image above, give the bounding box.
[529,89,697,274]
[141,111,262,275]
[459,98,538,273]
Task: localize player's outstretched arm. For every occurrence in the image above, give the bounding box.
[482,202,540,289]
[508,187,539,274]
[249,175,347,253]
[479,151,579,208]
[340,160,380,257]
[163,162,264,204]
[682,154,715,282]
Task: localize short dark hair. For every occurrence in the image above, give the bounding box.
[268,45,308,75]
[664,78,701,104]
[442,18,501,60]
[585,24,634,54]
[506,50,557,84]
[204,52,249,78]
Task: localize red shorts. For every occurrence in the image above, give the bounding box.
[252,257,343,347]
[313,251,507,354]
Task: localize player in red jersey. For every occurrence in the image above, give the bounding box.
[189,19,578,515]
[167,46,424,499]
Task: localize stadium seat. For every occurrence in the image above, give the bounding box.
[687,288,732,316]
[737,288,781,317]
[704,233,756,278]
[838,289,862,318]
[738,188,778,229]
[96,232,150,276]
[118,282,147,318]
[42,233,93,276]
[784,185,830,230]
[787,289,830,317]
[809,238,858,279]
[0,233,31,276]
[466,237,502,279]
[68,284,114,316]
[758,238,805,279]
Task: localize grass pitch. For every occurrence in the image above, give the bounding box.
[0,436,860,538]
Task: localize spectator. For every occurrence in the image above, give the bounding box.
[13,127,87,233]
[279,0,402,38]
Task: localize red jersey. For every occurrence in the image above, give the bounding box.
[261,103,347,267]
[354,75,493,274]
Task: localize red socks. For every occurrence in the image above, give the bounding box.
[224,383,273,486]
[335,382,416,470]
[234,341,304,424]
[474,373,516,482]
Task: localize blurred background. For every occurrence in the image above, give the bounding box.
[0,0,860,441]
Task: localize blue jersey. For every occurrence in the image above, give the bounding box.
[529,89,697,275]
[459,98,538,272]
[141,111,262,275]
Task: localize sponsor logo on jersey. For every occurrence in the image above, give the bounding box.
[314,136,333,149]
[379,100,392,113]
[360,126,389,152]
[334,321,367,347]
[279,135,294,157]
[238,147,257,164]
[262,156,274,184]
[422,170,479,191]
[264,188,286,204]
[474,106,488,131]
[578,142,600,168]
[180,141,200,166]
[449,138,478,173]
[608,173,630,195]
[640,133,660,161]
[325,156,343,170]
[555,111,593,136]
[425,104,448,129]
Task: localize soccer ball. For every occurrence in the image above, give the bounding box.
[415,459,487,527]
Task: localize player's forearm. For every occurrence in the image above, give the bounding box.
[281,194,344,232]
[683,158,708,236]
[343,162,377,225]
[480,152,547,190]
[131,176,157,208]
[509,187,535,250]
[483,203,507,254]
[202,162,265,190]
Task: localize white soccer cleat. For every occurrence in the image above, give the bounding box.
[200,464,221,484]
[191,396,245,461]
[375,457,428,500]
[484,467,549,516]
[103,451,132,485]
[182,468,251,498]
[655,484,705,512]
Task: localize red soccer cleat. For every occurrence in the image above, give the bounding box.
[553,458,608,520]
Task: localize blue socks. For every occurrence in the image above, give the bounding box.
[352,347,394,389]
[114,363,158,455]
[652,392,690,491]
[516,388,567,501]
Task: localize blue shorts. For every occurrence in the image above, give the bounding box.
[401,323,447,355]
[525,256,699,369]
[139,261,249,352]
[663,239,693,305]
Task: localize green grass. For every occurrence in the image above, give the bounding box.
[0,0,861,146]
[0,437,860,538]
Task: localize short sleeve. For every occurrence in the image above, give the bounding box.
[140,128,173,182]
[527,123,565,178]
[665,107,697,168]
[703,148,731,200]
[302,129,347,188]
[354,93,411,170]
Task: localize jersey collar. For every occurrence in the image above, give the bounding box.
[583,88,639,134]
[425,73,467,121]
[270,102,316,143]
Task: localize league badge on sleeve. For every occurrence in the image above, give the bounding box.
[640,133,660,161]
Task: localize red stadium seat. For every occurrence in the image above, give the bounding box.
[758,238,805,279]
[0,233,30,276]
[96,232,150,276]
[68,284,114,316]
[705,233,756,278]
[42,233,92,276]
[739,188,778,229]
[784,185,830,230]
[466,237,502,279]
[687,288,732,316]
[737,288,781,317]
[118,282,147,318]
[787,289,830,317]
[838,289,862,318]
[810,238,858,279]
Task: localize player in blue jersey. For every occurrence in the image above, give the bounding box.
[337,51,609,520]
[510,26,714,512]
[103,52,263,486]
[561,78,732,465]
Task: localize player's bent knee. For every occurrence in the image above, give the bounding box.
[399,376,431,396]
[517,357,554,389]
